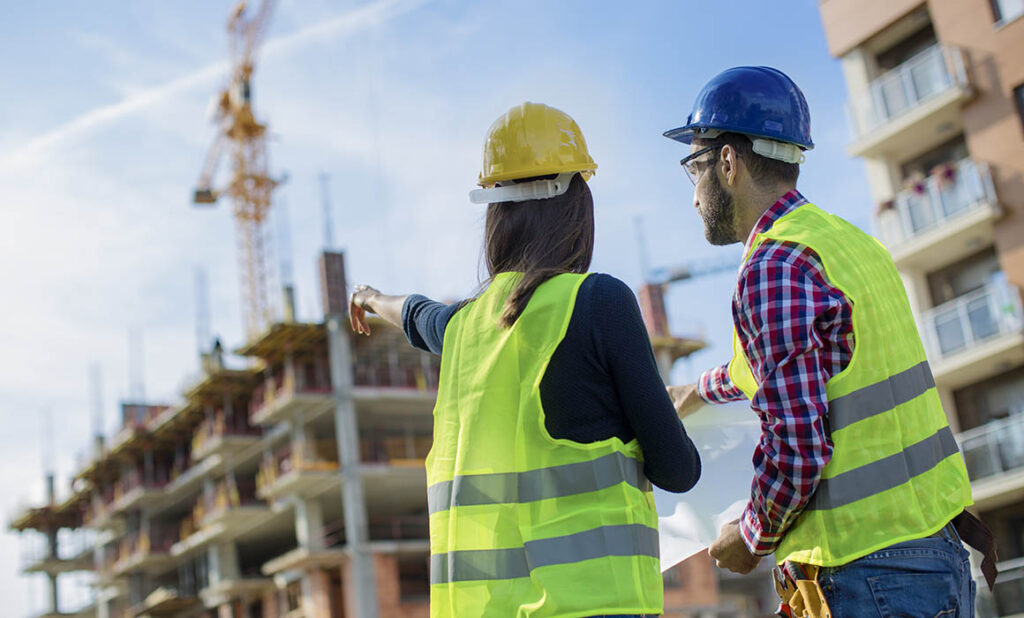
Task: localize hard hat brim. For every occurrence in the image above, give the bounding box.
[663,123,814,150]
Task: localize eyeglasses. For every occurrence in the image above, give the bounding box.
[680,146,715,185]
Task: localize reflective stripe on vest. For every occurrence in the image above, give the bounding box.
[805,426,959,511]
[726,203,972,567]
[427,451,649,515]
[827,361,935,433]
[430,524,659,584]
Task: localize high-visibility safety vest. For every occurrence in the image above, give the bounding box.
[727,203,973,567]
[426,272,662,617]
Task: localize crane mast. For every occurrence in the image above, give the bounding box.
[194,0,279,339]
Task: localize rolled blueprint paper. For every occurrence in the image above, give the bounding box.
[655,401,760,571]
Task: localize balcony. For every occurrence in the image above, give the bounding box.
[110,471,167,515]
[958,413,1024,510]
[256,440,340,500]
[20,532,94,575]
[877,159,1000,270]
[977,557,1024,618]
[190,414,261,463]
[133,586,201,617]
[847,45,971,158]
[249,367,334,426]
[111,530,177,576]
[173,478,270,556]
[924,283,1024,389]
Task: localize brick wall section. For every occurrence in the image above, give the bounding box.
[307,568,333,618]
[637,283,670,338]
[663,550,721,613]
[260,590,278,618]
[929,0,1024,289]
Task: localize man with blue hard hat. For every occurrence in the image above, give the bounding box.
[664,66,997,617]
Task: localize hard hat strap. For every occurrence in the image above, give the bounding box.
[469,172,577,205]
[751,139,805,164]
[695,129,805,164]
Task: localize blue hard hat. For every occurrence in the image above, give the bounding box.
[664,66,814,150]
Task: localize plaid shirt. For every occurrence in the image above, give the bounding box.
[698,190,854,556]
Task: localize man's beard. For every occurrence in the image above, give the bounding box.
[701,171,739,246]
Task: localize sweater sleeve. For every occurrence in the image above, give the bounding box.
[401,294,463,355]
[588,274,702,493]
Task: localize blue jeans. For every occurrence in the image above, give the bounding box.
[818,525,975,617]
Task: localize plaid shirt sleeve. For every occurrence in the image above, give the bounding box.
[698,362,745,403]
[733,241,845,556]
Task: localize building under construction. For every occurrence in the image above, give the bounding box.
[12,248,789,618]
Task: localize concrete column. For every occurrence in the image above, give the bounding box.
[208,542,240,587]
[937,386,962,432]
[326,315,379,618]
[295,498,326,551]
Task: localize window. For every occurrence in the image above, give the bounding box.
[991,0,1024,24]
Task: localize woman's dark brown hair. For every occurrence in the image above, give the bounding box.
[484,173,595,327]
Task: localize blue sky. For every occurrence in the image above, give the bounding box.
[0,1,872,613]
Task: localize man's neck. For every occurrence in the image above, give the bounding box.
[736,185,796,242]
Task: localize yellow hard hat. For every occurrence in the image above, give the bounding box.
[477,102,597,188]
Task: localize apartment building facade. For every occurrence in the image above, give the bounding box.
[818,1,1024,614]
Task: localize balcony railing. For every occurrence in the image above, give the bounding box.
[848,44,968,138]
[923,283,1024,362]
[361,435,432,465]
[957,411,1024,483]
[878,159,997,247]
[977,556,1024,618]
[191,414,260,456]
[256,440,339,493]
[180,477,261,540]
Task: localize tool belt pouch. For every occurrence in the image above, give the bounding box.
[774,564,832,618]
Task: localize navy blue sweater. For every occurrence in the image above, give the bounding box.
[401,273,701,493]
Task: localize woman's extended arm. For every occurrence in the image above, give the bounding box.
[349,285,408,335]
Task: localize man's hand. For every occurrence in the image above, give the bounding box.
[349,284,380,336]
[709,520,761,575]
[667,383,705,419]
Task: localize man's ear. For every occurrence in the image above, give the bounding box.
[719,144,739,187]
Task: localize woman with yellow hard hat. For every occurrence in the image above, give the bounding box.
[350,102,700,618]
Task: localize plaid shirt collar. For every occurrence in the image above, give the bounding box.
[742,189,808,254]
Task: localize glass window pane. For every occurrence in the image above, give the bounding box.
[967,297,999,340]
[935,312,966,353]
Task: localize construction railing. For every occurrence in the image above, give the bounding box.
[957,410,1024,482]
[83,485,117,527]
[361,435,432,465]
[369,516,429,541]
[180,476,262,540]
[847,44,968,138]
[878,159,997,248]
[249,356,334,420]
[191,412,260,455]
[256,439,339,492]
[115,528,177,566]
[976,556,1024,617]
[320,516,429,547]
[923,283,1024,362]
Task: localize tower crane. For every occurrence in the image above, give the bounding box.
[193,0,280,339]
